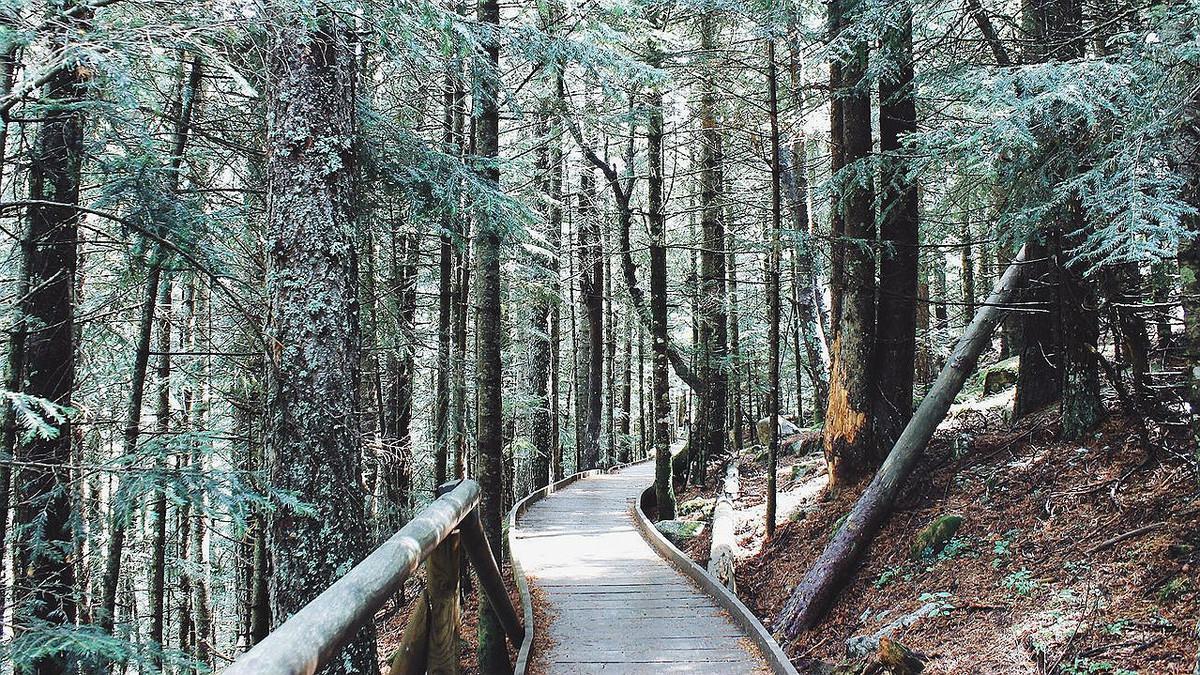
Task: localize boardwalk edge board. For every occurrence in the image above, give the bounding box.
[632,486,800,675]
[506,457,653,675]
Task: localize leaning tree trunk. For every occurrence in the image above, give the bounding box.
[777,248,1030,636]
[263,9,376,673]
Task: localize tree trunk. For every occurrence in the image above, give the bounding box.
[648,58,676,520]
[827,0,846,342]
[549,77,564,481]
[149,273,172,670]
[529,107,554,490]
[696,8,728,485]
[189,277,214,668]
[12,6,89,670]
[474,0,510,664]
[781,47,830,421]
[823,0,877,490]
[728,231,743,452]
[961,218,975,325]
[873,5,919,452]
[434,66,458,487]
[620,312,633,463]
[579,169,603,470]
[0,10,25,628]
[765,40,783,538]
[1180,79,1200,461]
[264,10,375,673]
[778,249,1030,635]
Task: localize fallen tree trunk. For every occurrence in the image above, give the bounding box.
[776,247,1030,637]
[708,457,740,592]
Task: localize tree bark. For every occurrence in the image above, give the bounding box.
[765,40,783,538]
[823,0,877,490]
[647,48,676,520]
[580,169,603,470]
[873,5,919,452]
[728,230,743,452]
[149,273,172,671]
[778,249,1030,635]
[12,4,86,664]
[696,7,728,485]
[264,9,375,673]
[474,0,510,664]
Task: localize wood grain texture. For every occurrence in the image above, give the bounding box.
[511,462,769,674]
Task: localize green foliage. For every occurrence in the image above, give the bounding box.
[2,391,71,444]
[3,620,209,674]
[1001,569,1039,596]
[1155,575,1191,604]
[1058,657,1137,675]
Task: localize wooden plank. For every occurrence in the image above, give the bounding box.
[510,462,769,674]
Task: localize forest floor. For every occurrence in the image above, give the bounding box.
[673,389,1200,674]
[374,564,524,674]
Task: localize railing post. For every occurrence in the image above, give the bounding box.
[428,530,462,674]
[460,508,525,645]
[391,482,465,675]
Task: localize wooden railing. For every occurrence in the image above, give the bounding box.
[223,479,523,675]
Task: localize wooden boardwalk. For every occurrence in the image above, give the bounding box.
[510,461,770,674]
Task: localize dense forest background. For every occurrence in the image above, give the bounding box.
[1,0,1199,671]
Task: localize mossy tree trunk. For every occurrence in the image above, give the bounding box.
[263,8,376,673]
[696,8,728,485]
[647,61,676,520]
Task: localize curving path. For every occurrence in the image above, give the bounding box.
[510,461,770,674]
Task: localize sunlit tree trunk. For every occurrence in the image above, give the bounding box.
[696,8,728,484]
[263,9,375,672]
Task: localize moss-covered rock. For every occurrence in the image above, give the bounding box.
[756,415,801,446]
[982,359,1019,395]
[910,514,964,558]
[678,497,715,518]
[655,520,705,546]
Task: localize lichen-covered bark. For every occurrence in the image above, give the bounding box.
[11,6,84,668]
[822,0,877,490]
[579,170,604,471]
[696,9,728,485]
[528,97,559,489]
[648,71,676,520]
[263,10,375,673]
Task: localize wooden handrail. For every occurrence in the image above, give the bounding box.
[223,478,522,675]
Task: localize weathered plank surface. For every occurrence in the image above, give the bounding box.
[511,461,770,674]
